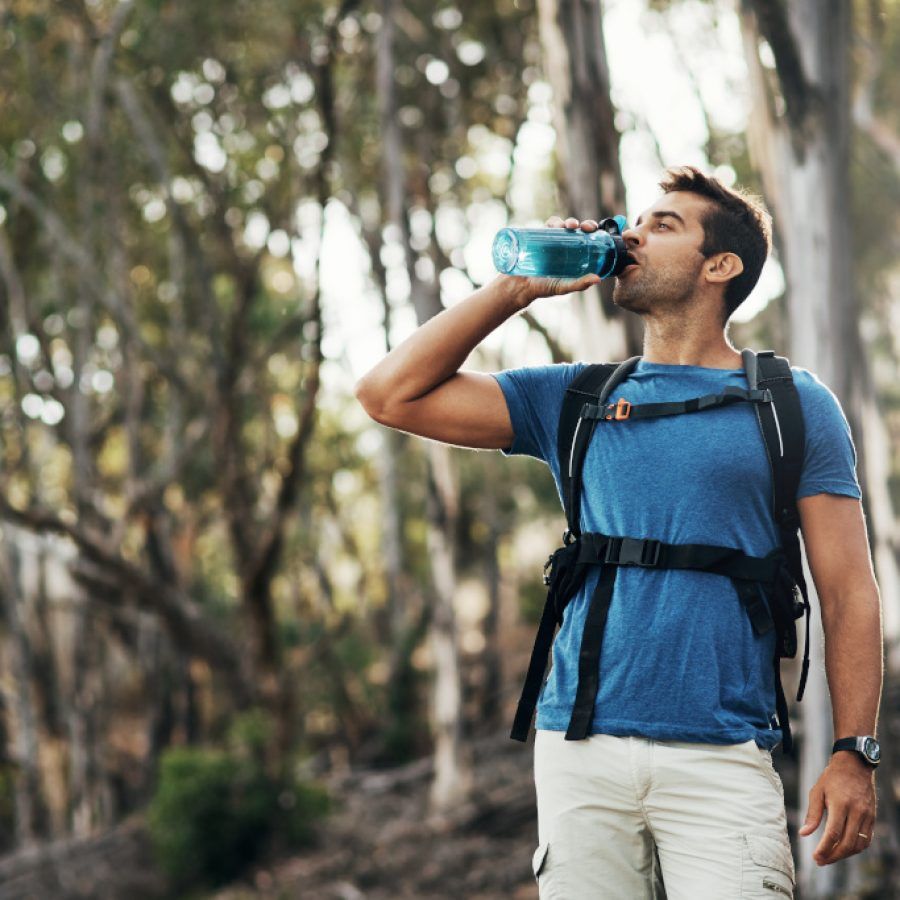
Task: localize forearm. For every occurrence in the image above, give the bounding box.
[355,274,531,404]
[822,586,883,738]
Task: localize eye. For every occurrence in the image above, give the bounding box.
[657,222,670,230]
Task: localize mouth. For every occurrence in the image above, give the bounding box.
[617,253,641,278]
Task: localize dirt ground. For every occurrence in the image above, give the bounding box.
[212,732,542,900]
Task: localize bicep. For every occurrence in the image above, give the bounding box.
[798,494,877,615]
[369,371,515,450]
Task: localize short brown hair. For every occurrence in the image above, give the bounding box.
[658,166,772,322]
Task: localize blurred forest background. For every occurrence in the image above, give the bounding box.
[0,0,898,897]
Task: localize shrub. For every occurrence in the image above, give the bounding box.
[148,738,328,888]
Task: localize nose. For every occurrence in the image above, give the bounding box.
[621,224,644,248]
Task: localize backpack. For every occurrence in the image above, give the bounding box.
[509,349,810,755]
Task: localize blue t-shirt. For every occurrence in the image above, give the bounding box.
[493,359,861,749]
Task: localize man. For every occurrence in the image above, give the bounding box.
[354,167,881,897]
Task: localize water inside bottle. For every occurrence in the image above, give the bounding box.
[492,228,619,278]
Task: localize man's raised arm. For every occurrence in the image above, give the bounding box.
[354,217,602,450]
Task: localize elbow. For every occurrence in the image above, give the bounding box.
[354,376,390,424]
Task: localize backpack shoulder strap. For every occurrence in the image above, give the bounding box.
[742,349,805,531]
[558,357,641,536]
[743,348,811,724]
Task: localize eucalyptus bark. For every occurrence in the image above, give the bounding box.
[0,541,47,848]
[536,0,642,362]
[377,0,471,812]
[740,0,894,893]
[365,217,424,758]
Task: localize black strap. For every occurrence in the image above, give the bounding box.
[582,387,773,423]
[511,540,587,742]
[746,350,809,754]
[577,533,783,584]
[560,358,639,538]
[510,531,786,742]
[774,655,793,753]
[733,579,775,637]
[566,564,617,740]
[510,584,566,742]
[746,352,805,527]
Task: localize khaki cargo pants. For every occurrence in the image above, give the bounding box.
[533,730,795,899]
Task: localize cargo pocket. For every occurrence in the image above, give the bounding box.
[531,841,567,899]
[740,832,795,898]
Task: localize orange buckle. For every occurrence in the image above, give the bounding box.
[604,398,631,421]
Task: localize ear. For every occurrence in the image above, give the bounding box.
[703,251,743,284]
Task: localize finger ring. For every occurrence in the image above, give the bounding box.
[858,832,870,840]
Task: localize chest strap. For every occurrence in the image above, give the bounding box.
[510,531,794,744]
[581,387,773,423]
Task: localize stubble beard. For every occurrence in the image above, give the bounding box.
[612,259,705,316]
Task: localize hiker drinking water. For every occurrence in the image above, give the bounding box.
[354,166,881,898]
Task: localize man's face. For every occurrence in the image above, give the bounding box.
[612,191,710,315]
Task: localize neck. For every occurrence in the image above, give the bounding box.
[639,308,741,370]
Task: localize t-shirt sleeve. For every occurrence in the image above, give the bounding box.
[491,362,585,463]
[795,368,862,500]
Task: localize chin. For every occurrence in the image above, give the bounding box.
[612,288,646,314]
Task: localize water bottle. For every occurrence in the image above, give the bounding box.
[492,215,631,279]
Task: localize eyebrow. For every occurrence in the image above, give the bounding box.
[634,210,686,228]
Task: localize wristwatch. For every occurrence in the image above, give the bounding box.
[832,735,881,768]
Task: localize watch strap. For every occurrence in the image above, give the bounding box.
[832,735,880,766]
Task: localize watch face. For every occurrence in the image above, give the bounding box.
[863,737,881,763]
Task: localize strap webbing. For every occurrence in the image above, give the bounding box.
[578,533,782,583]
[566,564,617,740]
[510,582,566,742]
[747,350,810,754]
[774,656,793,752]
[510,530,785,744]
[560,358,639,537]
[582,387,772,422]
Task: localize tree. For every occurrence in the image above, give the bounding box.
[739,0,898,893]
[0,0,338,837]
[536,0,643,361]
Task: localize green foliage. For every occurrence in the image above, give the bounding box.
[148,717,329,889]
[275,779,331,848]
[149,747,263,886]
[227,707,276,759]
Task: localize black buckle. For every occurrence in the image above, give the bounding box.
[605,537,661,567]
[542,554,555,586]
[543,531,577,585]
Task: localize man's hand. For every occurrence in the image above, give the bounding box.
[798,753,877,865]
[510,216,603,302]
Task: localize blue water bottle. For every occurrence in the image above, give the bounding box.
[492,215,631,279]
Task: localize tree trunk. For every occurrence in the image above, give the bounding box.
[66,588,100,838]
[478,468,504,731]
[377,0,472,812]
[740,0,896,893]
[424,442,472,812]
[536,0,642,362]
[0,538,47,848]
[353,199,431,763]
